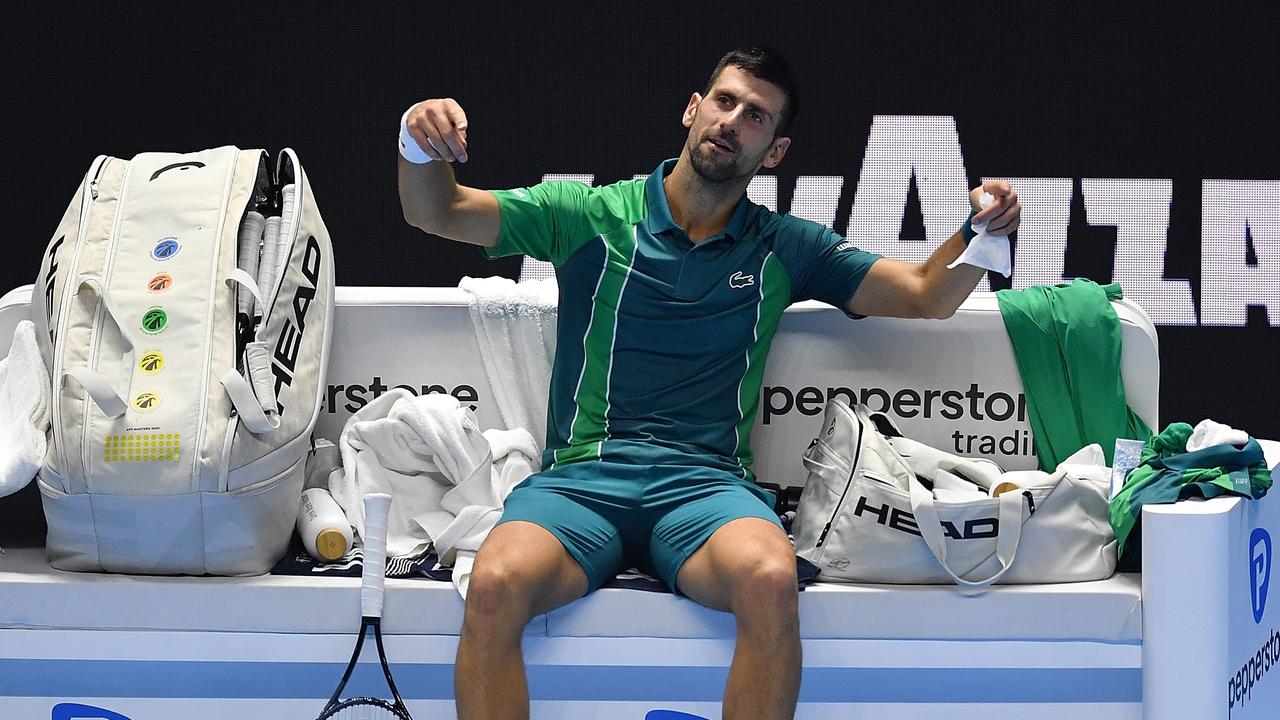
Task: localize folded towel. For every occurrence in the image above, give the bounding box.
[330,388,538,597]
[1187,418,1250,452]
[0,321,51,498]
[458,275,557,451]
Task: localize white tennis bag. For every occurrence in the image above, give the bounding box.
[792,398,1117,587]
[30,147,335,575]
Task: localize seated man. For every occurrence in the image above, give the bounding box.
[398,46,1020,720]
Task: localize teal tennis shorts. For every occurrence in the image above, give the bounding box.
[496,460,781,593]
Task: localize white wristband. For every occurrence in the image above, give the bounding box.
[399,104,434,164]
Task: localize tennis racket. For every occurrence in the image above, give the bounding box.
[316,492,414,719]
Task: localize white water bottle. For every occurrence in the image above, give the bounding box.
[296,488,353,562]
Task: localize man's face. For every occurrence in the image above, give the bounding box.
[682,65,791,183]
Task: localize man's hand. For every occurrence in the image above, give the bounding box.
[848,179,1023,319]
[969,180,1021,236]
[398,98,498,246]
[405,99,470,163]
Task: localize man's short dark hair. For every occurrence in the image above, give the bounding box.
[704,47,800,136]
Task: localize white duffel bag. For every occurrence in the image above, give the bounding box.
[792,398,1117,588]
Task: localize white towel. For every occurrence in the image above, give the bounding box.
[0,321,51,498]
[947,192,1012,277]
[459,275,557,451]
[330,388,538,597]
[1187,418,1251,452]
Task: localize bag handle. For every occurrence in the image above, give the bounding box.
[60,275,141,417]
[220,368,280,435]
[63,367,127,417]
[908,469,1028,588]
[76,274,142,350]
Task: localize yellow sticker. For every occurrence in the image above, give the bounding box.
[104,432,181,462]
[132,392,160,413]
[139,350,165,375]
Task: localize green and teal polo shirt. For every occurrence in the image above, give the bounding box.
[485,159,881,482]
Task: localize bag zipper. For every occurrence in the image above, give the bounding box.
[89,158,110,200]
[80,159,136,490]
[814,410,865,549]
[51,155,110,491]
[192,149,243,492]
[218,411,238,492]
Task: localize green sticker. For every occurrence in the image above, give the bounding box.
[141,307,168,334]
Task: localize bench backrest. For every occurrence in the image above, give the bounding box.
[0,285,1159,489]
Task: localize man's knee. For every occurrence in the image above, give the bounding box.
[728,553,799,620]
[465,557,538,625]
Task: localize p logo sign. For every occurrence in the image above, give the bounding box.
[52,703,131,720]
[1251,527,1272,625]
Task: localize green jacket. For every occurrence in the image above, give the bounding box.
[996,279,1153,472]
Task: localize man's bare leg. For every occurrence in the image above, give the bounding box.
[455,520,589,720]
[676,517,801,720]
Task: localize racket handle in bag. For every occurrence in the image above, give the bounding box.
[297,488,353,562]
[256,215,282,315]
[278,183,297,278]
[236,210,265,318]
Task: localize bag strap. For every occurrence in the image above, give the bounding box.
[225,269,263,316]
[908,469,1028,588]
[220,368,279,435]
[76,274,143,351]
[220,270,273,436]
[63,367,127,417]
[60,274,141,417]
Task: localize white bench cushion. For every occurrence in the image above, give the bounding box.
[0,548,1139,643]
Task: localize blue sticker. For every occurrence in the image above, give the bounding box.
[151,237,181,261]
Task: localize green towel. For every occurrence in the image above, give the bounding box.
[1110,422,1272,556]
[996,278,1153,472]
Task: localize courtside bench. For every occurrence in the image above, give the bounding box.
[0,285,1274,720]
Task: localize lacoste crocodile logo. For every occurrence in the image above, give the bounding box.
[729,271,754,289]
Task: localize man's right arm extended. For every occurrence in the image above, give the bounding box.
[397,98,500,248]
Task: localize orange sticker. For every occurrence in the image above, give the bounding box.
[147,274,173,293]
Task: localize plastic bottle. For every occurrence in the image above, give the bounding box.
[296,488,353,562]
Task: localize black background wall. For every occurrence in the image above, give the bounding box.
[4,2,1278,438]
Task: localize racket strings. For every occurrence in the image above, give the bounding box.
[319,697,411,719]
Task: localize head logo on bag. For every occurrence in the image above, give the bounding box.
[270,235,323,415]
[139,350,164,375]
[147,273,173,293]
[132,391,160,412]
[43,235,65,345]
[151,237,181,261]
[141,307,168,334]
[149,160,206,181]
